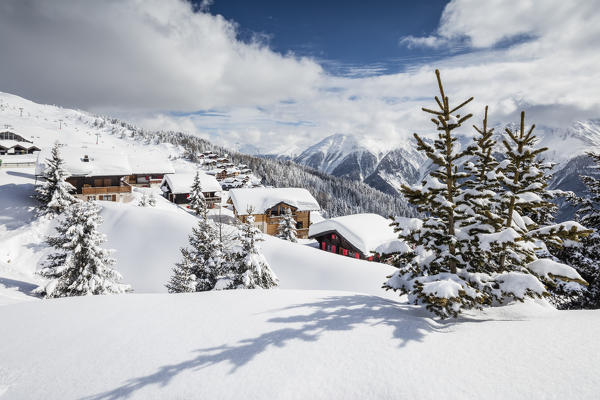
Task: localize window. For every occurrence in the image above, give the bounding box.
[87,195,96,201]
[342,248,348,256]
[296,221,303,229]
[331,233,336,240]
[321,242,326,250]
[331,245,337,253]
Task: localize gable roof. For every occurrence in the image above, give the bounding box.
[0,131,32,143]
[229,188,320,215]
[35,145,174,177]
[308,213,411,255]
[0,140,39,150]
[161,172,222,194]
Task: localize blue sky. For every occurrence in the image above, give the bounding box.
[204,0,451,75]
[1,0,599,154]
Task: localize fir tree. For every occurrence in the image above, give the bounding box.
[188,170,207,216]
[35,142,78,215]
[459,106,505,274]
[165,249,197,293]
[385,71,587,318]
[553,152,600,309]
[385,69,481,318]
[34,201,131,298]
[276,207,298,242]
[229,215,279,289]
[497,112,588,269]
[166,217,228,292]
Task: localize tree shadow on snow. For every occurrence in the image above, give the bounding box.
[0,182,37,230]
[6,170,37,180]
[0,277,39,295]
[84,294,466,400]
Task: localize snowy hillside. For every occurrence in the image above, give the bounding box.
[0,290,598,399]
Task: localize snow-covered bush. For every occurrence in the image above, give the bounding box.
[35,142,78,215]
[35,201,131,298]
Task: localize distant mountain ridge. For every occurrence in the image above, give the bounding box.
[282,123,600,220]
[292,133,426,194]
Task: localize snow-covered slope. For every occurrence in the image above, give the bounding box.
[0,290,598,399]
[0,166,397,300]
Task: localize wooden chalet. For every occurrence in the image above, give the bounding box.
[160,172,222,208]
[35,146,174,202]
[228,188,321,238]
[308,213,410,261]
[0,131,40,155]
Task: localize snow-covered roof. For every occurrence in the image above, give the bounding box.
[229,188,320,215]
[161,172,222,194]
[309,213,410,255]
[128,150,175,175]
[0,140,38,149]
[35,145,175,177]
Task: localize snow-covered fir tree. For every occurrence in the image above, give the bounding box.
[276,207,298,242]
[385,71,588,318]
[459,106,505,274]
[35,201,131,298]
[188,170,207,216]
[166,215,229,292]
[385,70,482,318]
[497,112,588,279]
[35,142,78,215]
[227,215,279,289]
[553,152,600,309]
[165,249,197,293]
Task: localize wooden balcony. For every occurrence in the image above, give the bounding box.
[82,186,132,195]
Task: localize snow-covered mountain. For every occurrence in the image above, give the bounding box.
[292,122,600,203]
[293,133,381,180]
[293,133,426,193]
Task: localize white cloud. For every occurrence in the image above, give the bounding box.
[1,0,599,154]
[0,0,322,112]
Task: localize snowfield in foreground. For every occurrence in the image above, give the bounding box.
[0,290,598,400]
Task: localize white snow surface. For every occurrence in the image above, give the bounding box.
[229,187,320,215]
[0,290,599,400]
[1,91,600,399]
[35,145,175,177]
[161,171,221,194]
[309,213,409,255]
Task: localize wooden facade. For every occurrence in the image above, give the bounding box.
[66,175,132,202]
[310,230,381,261]
[233,202,311,238]
[165,191,221,208]
[125,174,166,187]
